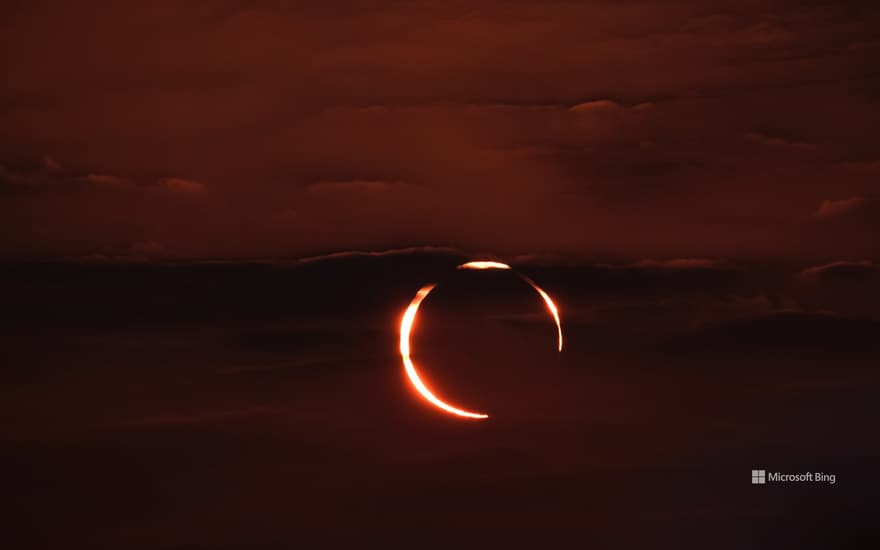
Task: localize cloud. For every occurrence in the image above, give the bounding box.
[1,162,136,198]
[2,165,131,190]
[797,260,880,280]
[807,196,880,257]
[156,177,207,193]
[742,132,817,151]
[793,261,880,319]
[42,155,61,172]
[569,99,621,114]
[296,245,463,264]
[79,240,169,263]
[815,196,867,219]
[2,2,879,260]
[569,100,654,115]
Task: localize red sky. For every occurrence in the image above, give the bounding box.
[2,0,879,261]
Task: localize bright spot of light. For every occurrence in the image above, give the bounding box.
[457,261,512,270]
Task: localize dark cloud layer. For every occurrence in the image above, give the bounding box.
[3,252,878,548]
[2,0,879,260]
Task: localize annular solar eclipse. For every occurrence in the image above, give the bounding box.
[398,260,564,419]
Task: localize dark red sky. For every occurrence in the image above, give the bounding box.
[2,0,879,261]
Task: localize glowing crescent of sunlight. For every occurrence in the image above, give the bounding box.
[398,261,565,419]
[399,284,490,419]
[457,261,512,270]
[520,275,564,352]
[457,261,563,352]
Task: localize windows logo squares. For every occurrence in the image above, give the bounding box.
[752,469,766,485]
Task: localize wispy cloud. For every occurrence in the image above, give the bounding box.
[815,196,867,219]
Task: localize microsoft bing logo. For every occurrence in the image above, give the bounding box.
[750,468,836,485]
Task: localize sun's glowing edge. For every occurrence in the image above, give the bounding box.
[457,261,511,270]
[521,276,564,352]
[399,284,489,419]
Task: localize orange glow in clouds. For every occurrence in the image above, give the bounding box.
[399,260,564,419]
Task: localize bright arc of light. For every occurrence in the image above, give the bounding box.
[521,276,564,352]
[457,261,512,270]
[399,284,489,419]
[399,261,564,419]
[459,260,563,352]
